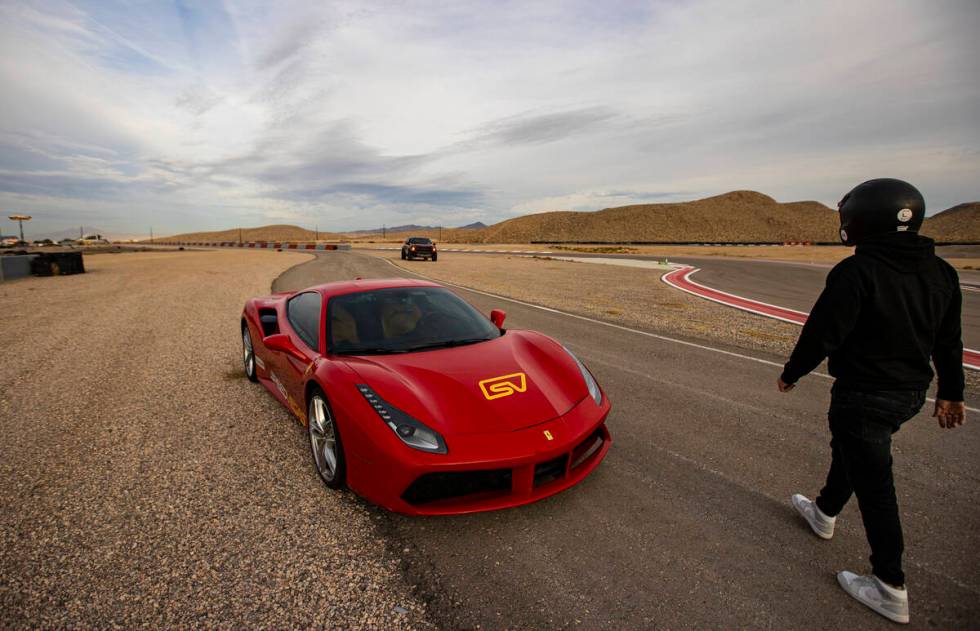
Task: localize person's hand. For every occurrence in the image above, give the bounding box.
[933,399,966,429]
[777,377,795,392]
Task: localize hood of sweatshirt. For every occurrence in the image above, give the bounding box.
[856,232,936,273]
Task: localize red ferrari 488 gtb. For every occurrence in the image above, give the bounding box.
[241,278,611,515]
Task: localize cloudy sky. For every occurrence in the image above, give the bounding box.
[1,0,978,238]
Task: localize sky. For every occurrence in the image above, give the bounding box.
[0,0,978,239]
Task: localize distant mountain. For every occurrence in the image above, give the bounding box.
[922,202,980,243]
[343,221,487,235]
[155,224,342,243]
[33,226,110,241]
[346,224,429,235]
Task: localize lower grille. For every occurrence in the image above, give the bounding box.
[533,454,569,487]
[402,469,512,505]
[401,424,607,507]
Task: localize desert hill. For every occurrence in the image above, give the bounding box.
[344,221,486,236]
[921,202,980,243]
[156,224,342,243]
[467,191,841,243]
[154,193,977,245]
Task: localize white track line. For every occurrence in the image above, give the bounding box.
[662,267,808,326]
[379,257,978,413]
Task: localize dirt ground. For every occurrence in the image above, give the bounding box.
[0,250,434,629]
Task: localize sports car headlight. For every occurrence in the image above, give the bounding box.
[356,384,448,454]
[564,347,602,405]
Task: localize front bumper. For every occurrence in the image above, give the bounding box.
[348,394,611,515]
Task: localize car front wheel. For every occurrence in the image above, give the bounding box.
[242,324,258,382]
[308,390,345,489]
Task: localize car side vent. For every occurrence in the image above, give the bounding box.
[259,309,279,337]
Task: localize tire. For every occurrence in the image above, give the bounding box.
[431,253,437,262]
[401,250,406,260]
[242,323,258,382]
[308,389,346,489]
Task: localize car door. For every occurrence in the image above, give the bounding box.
[278,291,323,417]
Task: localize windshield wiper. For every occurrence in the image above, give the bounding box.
[401,337,493,352]
[334,347,410,356]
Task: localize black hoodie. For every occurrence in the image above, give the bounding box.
[781,232,964,401]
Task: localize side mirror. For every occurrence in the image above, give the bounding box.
[263,333,306,361]
[490,309,506,329]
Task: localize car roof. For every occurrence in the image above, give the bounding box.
[304,277,442,299]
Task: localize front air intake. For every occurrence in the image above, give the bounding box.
[402,469,512,505]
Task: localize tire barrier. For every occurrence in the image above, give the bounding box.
[30,252,86,276]
[155,241,352,251]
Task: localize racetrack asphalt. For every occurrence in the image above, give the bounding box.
[274,251,980,630]
[671,256,980,351]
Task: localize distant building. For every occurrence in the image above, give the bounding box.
[79,234,111,245]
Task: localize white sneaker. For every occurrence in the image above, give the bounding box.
[791,493,835,540]
[837,570,909,624]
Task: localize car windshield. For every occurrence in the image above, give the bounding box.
[407,237,431,244]
[329,287,500,355]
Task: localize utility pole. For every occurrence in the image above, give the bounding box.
[315,224,318,241]
[8,215,31,242]
[439,225,442,241]
[150,227,153,244]
[383,224,386,239]
[238,227,243,245]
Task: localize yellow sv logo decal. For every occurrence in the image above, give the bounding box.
[479,372,527,400]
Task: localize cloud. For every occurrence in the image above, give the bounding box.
[0,0,977,238]
[462,107,620,147]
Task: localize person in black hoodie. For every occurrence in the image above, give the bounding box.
[777,178,965,625]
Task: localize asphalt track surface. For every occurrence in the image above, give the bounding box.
[273,251,979,630]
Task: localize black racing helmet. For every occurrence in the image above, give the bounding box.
[837,178,925,245]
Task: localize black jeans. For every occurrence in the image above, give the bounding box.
[815,385,926,587]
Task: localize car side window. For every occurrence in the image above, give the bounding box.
[287,292,321,351]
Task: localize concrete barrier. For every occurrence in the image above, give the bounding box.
[0,254,39,282]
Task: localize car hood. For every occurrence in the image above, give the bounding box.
[342,331,587,435]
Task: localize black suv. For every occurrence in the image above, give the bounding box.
[401,237,437,261]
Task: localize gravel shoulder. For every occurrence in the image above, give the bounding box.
[0,250,434,629]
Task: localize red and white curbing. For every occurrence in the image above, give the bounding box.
[155,241,352,251]
[662,266,980,371]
